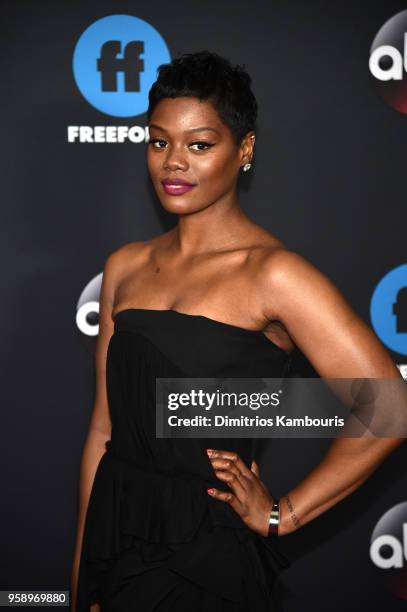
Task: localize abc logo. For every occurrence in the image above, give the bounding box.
[369,501,407,599]
[75,273,103,355]
[72,14,170,117]
[369,9,407,113]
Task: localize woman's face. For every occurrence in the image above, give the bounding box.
[147,96,254,214]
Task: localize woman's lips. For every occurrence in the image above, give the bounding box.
[162,183,196,196]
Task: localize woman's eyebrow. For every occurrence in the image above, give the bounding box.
[149,124,220,135]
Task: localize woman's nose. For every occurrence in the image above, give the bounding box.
[163,147,189,171]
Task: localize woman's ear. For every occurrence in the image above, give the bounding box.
[239,131,256,167]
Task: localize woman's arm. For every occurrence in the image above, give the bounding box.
[70,432,110,610]
[261,249,405,536]
[278,436,402,535]
[70,251,120,610]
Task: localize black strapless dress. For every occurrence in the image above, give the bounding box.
[75,308,293,611]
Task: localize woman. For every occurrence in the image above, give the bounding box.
[71,51,404,611]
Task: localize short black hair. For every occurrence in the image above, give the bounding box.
[147,51,258,145]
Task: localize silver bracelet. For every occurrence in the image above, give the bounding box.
[268,499,280,536]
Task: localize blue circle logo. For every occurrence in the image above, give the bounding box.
[72,15,171,117]
[370,264,407,355]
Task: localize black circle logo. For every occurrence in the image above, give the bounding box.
[369,10,407,113]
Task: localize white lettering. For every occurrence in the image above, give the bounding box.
[67,125,149,144]
[67,126,79,143]
[370,524,407,568]
[369,36,406,81]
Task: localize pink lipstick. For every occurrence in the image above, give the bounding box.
[161,178,197,196]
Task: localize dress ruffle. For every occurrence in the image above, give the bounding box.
[76,441,291,611]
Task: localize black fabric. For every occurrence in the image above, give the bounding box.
[76,308,293,611]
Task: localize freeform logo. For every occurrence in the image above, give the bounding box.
[69,14,170,143]
[97,40,145,93]
[370,263,407,376]
[369,10,407,113]
[370,501,407,599]
[67,124,149,143]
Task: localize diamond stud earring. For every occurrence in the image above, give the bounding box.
[243,163,252,172]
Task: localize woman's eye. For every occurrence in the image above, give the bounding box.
[148,139,214,151]
[189,142,214,151]
[149,138,167,148]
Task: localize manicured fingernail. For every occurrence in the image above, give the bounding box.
[206,449,213,456]
[207,488,215,494]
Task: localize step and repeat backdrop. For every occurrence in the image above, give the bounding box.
[1,1,406,610]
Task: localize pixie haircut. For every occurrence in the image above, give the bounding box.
[147,51,258,145]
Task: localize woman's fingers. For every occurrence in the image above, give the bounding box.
[211,459,247,499]
[206,487,246,516]
[206,449,274,536]
[207,449,255,480]
[206,449,256,507]
[250,458,260,478]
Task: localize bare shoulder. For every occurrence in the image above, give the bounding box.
[257,246,401,378]
[109,238,151,264]
[257,247,336,319]
[261,247,320,282]
[105,234,164,278]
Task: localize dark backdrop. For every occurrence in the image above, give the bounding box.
[1,1,406,610]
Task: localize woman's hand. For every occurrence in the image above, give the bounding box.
[206,448,274,537]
